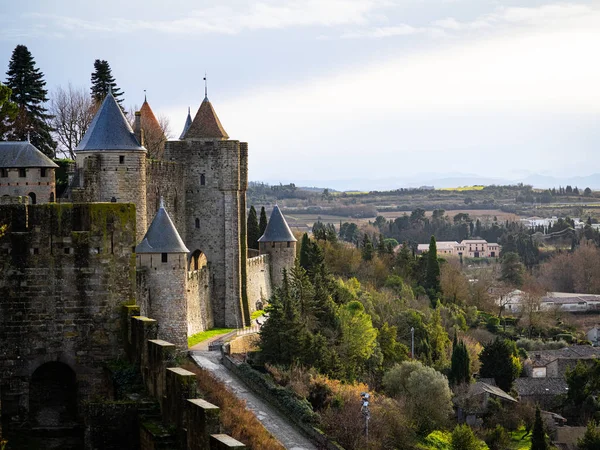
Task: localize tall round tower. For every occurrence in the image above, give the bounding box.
[136,199,190,348]
[258,205,297,288]
[75,92,148,239]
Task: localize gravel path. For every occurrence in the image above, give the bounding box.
[190,349,317,450]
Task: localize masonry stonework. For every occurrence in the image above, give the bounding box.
[259,241,297,289]
[0,167,56,204]
[246,255,272,313]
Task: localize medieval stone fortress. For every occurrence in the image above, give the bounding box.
[0,91,296,447]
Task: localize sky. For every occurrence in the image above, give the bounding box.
[1,0,600,190]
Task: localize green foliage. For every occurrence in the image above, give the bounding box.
[247,205,260,249]
[485,425,512,450]
[188,328,235,347]
[312,221,337,242]
[259,206,268,237]
[5,44,56,156]
[565,359,600,422]
[236,363,319,424]
[577,420,600,450]
[530,406,548,450]
[449,335,471,385]
[451,424,486,450]
[426,236,442,302]
[361,233,374,261]
[418,430,452,450]
[500,252,525,287]
[90,59,124,104]
[0,83,17,139]
[338,300,378,379]
[486,316,500,332]
[479,338,521,392]
[383,360,453,435]
[251,309,266,320]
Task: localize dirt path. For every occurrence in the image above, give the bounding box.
[190,349,317,450]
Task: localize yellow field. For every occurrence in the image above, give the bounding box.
[438,185,485,191]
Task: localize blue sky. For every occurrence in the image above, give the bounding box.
[1,0,600,188]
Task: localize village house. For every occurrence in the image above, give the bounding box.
[416,239,500,258]
[499,290,600,313]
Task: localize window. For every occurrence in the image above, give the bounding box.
[40,168,47,177]
[195,218,200,229]
[287,242,291,248]
[161,253,168,263]
[19,168,26,178]
[200,174,205,186]
[28,192,36,205]
[119,155,125,164]
[0,168,7,178]
[64,247,71,255]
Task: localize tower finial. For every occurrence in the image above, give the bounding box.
[107,82,113,96]
[159,196,165,209]
[26,132,30,143]
[204,72,207,99]
[144,89,147,102]
[188,106,190,115]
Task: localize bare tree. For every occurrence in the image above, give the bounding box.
[50,84,97,159]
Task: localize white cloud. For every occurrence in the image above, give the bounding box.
[26,0,386,36]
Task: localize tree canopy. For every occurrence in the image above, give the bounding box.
[90,59,124,105]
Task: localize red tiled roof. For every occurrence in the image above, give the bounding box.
[184,97,228,139]
[139,100,164,139]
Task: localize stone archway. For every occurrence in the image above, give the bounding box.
[30,361,78,428]
[188,249,208,271]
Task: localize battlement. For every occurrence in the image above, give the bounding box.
[247,254,269,267]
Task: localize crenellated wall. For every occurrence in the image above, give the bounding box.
[245,255,272,314]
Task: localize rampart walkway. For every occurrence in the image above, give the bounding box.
[190,348,317,450]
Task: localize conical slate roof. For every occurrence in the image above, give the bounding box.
[179,107,193,139]
[183,97,229,140]
[135,199,189,253]
[258,205,297,242]
[0,142,58,168]
[77,93,146,152]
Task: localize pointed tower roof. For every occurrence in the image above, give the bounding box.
[77,93,146,152]
[135,199,189,253]
[179,107,193,139]
[183,97,229,140]
[0,142,58,168]
[258,205,297,242]
[139,98,164,139]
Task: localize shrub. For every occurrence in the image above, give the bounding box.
[485,425,512,450]
[486,316,500,332]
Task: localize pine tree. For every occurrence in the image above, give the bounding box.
[531,406,548,450]
[299,233,311,271]
[247,206,260,250]
[90,59,124,105]
[361,233,374,261]
[259,206,268,237]
[4,45,55,156]
[425,235,441,300]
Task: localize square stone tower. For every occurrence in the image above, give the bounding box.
[166,96,249,328]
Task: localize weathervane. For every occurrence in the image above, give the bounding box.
[144,89,147,102]
[204,72,207,99]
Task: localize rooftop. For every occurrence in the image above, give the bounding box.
[183,97,228,140]
[0,141,58,168]
[258,205,297,243]
[179,107,193,139]
[77,93,146,152]
[136,199,189,254]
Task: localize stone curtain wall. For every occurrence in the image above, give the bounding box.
[187,266,214,336]
[0,167,56,204]
[0,202,136,432]
[260,241,297,289]
[246,255,272,314]
[145,160,186,235]
[75,151,147,240]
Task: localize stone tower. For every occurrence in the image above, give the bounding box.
[166,94,249,328]
[136,198,190,348]
[74,93,148,239]
[258,205,297,288]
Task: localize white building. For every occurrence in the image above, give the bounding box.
[416,239,500,258]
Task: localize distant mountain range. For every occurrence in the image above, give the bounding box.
[260,173,600,192]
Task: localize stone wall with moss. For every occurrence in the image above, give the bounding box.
[0,202,137,434]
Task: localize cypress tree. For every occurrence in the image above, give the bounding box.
[531,406,548,450]
[425,235,441,299]
[90,59,124,105]
[247,206,260,250]
[259,206,268,237]
[361,233,374,261]
[299,233,311,271]
[5,45,55,156]
[449,335,471,385]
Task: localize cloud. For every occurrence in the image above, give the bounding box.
[24,0,386,37]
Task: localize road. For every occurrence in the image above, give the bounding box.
[190,348,317,450]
